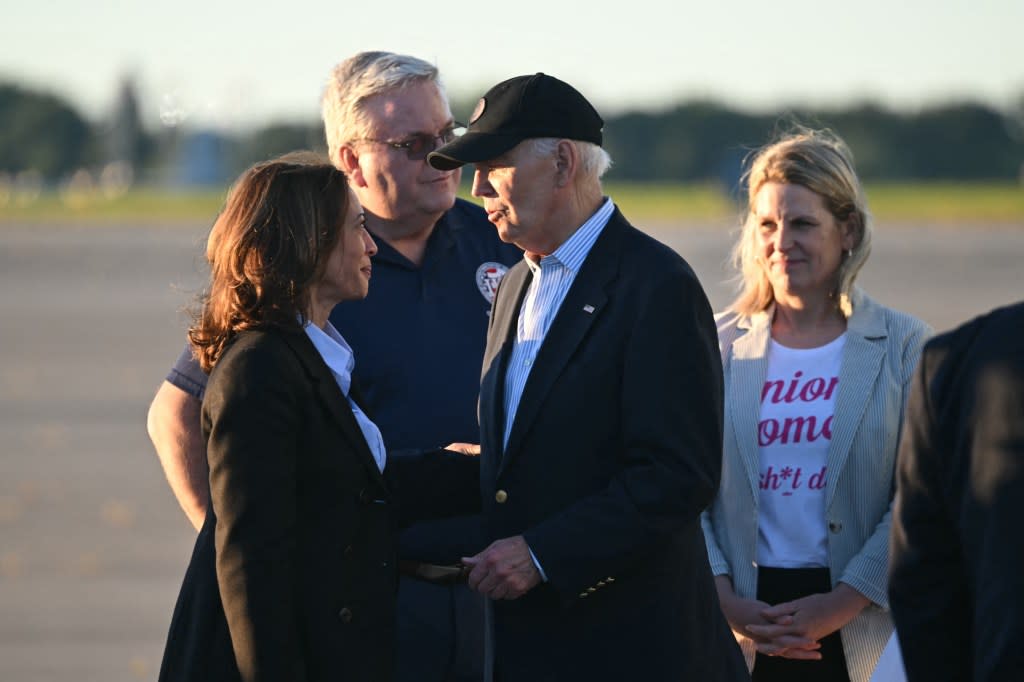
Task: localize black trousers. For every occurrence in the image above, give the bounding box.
[751,566,851,682]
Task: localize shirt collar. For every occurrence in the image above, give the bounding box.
[525,197,615,274]
[303,321,356,395]
[366,210,453,269]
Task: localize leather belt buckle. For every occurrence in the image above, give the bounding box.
[398,560,470,585]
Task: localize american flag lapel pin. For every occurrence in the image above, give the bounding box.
[583,304,595,314]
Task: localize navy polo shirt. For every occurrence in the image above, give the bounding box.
[329,198,521,447]
[168,197,520,451]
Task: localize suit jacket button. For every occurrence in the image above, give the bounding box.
[338,607,353,623]
[828,520,842,533]
[495,489,509,504]
[343,544,354,557]
[578,592,588,598]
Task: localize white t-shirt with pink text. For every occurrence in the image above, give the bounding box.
[756,333,846,568]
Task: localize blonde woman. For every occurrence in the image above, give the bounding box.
[702,129,930,682]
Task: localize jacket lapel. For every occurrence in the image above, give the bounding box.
[499,213,621,474]
[279,329,387,489]
[824,289,886,506]
[728,312,772,501]
[480,263,531,473]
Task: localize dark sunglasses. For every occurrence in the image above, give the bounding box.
[359,123,467,161]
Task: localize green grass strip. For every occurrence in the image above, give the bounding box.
[2,182,1021,225]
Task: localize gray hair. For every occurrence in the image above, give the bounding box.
[729,127,872,318]
[528,138,612,184]
[321,51,446,167]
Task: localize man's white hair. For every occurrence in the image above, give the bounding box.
[528,138,612,183]
[321,51,446,167]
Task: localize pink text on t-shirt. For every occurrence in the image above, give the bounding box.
[758,414,833,446]
[761,371,839,404]
[760,464,828,494]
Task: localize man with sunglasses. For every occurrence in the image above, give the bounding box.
[147,51,520,682]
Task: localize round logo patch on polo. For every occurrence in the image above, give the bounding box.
[469,97,486,125]
[475,262,509,304]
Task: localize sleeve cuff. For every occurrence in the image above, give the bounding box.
[527,545,548,583]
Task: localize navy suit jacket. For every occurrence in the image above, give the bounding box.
[890,301,1024,682]
[478,209,748,681]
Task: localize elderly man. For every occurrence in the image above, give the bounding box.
[428,74,748,681]
[889,301,1024,681]
[148,51,520,682]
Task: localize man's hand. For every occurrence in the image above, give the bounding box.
[461,535,541,600]
[445,442,481,456]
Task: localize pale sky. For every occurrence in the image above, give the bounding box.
[2,0,1021,130]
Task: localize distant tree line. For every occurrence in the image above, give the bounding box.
[598,100,1024,188]
[2,80,1022,187]
[0,81,326,188]
[0,83,94,179]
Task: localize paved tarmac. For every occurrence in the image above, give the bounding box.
[0,220,1020,681]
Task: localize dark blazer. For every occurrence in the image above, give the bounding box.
[159,327,478,682]
[889,301,1024,682]
[478,209,748,681]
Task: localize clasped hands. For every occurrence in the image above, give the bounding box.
[717,577,869,660]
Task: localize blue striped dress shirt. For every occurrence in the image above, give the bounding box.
[503,198,615,448]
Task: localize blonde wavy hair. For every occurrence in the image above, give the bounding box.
[728,127,872,318]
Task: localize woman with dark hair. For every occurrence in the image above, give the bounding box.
[701,129,930,682]
[159,157,478,682]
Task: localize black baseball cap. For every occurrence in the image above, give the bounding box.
[427,73,603,171]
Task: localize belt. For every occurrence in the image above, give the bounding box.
[398,560,471,585]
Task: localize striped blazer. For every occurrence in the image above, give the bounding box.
[701,287,930,682]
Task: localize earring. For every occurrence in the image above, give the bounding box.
[846,248,853,259]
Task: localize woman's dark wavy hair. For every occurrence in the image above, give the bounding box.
[188,154,349,372]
